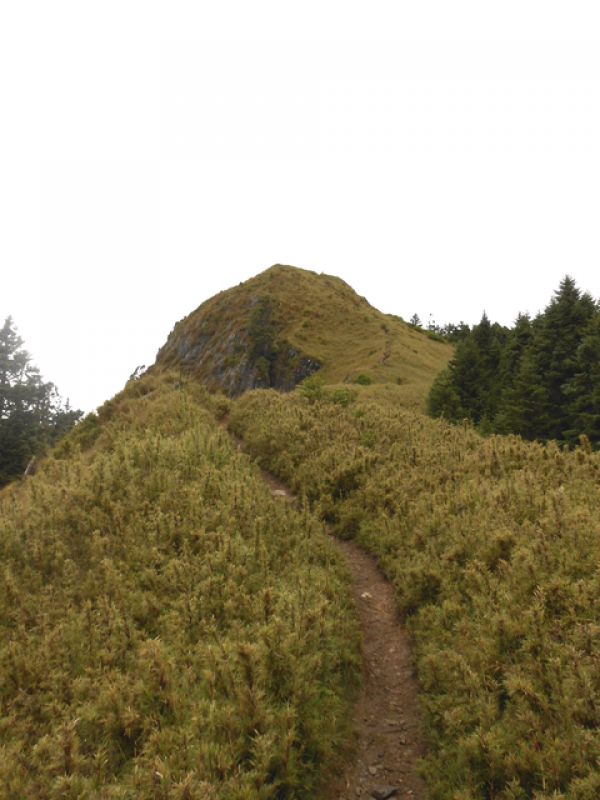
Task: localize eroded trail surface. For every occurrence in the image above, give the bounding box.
[327,537,427,800]
[259,469,427,800]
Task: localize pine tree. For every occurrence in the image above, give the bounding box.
[494,347,549,439]
[563,314,600,446]
[493,313,534,433]
[0,317,82,485]
[426,277,600,447]
[427,367,463,420]
[525,277,597,441]
[439,314,507,425]
[474,314,508,424]
[498,313,533,387]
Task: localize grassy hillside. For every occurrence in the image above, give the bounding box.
[231,389,600,800]
[156,265,451,409]
[0,374,360,799]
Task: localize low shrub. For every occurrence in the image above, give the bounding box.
[0,376,360,798]
[231,389,600,799]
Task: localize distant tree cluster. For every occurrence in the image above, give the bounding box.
[409,313,472,343]
[428,276,600,447]
[0,317,82,486]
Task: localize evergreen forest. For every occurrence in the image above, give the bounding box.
[427,277,600,446]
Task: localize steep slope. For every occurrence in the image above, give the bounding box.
[155,265,451,407]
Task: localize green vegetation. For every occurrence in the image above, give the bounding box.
[156,265,451,408]
[0,317,81,486]
[8,265,600,798]
[298,375,326,404]
[0,374,360,799]
[231,388,600,799]
[428,277,600,447]
[247,297,279,384]
[409,314,472,344]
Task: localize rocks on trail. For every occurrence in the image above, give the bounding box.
[371,787,400,800]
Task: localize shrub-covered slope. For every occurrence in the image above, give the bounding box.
[231,389,600,800]
[155,265,451,409]
[0,375,359,799]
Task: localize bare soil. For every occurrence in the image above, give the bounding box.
[380,334,393,366]
[259,470,427,800]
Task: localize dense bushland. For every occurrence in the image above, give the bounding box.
[0,375,360,799]
[428,277,600,447]
[231,389,600,799]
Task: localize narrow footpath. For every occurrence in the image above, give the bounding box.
[259,468,428,800]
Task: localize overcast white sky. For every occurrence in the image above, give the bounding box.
[2,2,600,412]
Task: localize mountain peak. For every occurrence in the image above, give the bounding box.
[155,265,450,403]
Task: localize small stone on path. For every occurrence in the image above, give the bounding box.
[371,787,399,799]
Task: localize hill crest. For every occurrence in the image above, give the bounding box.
[155,264,451,406]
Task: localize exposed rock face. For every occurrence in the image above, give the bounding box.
[155,295,321,397]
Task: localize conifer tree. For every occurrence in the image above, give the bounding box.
[426,277,600,447]
[524,277,597,440]
[563,314,600,446]
[494,347,549,439]
[493,313,534,434]
[427,367,463,420]
[0,317,82,485]
[433,314,507,425]
[497,313,533,388]
[473,314,508,425]
[447,335,484,419]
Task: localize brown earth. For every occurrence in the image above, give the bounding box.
[257,469,427,800]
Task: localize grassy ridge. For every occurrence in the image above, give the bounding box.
[0,375,360,799]
[156,265,451,408]
[231,389,600,800]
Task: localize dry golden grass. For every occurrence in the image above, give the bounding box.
[156,265,451,409]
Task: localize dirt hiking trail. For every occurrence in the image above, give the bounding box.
[259,468,428,800]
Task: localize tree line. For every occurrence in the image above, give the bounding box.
[428,276,600,447]
[0,317,82,486]
[409,313,472,343]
